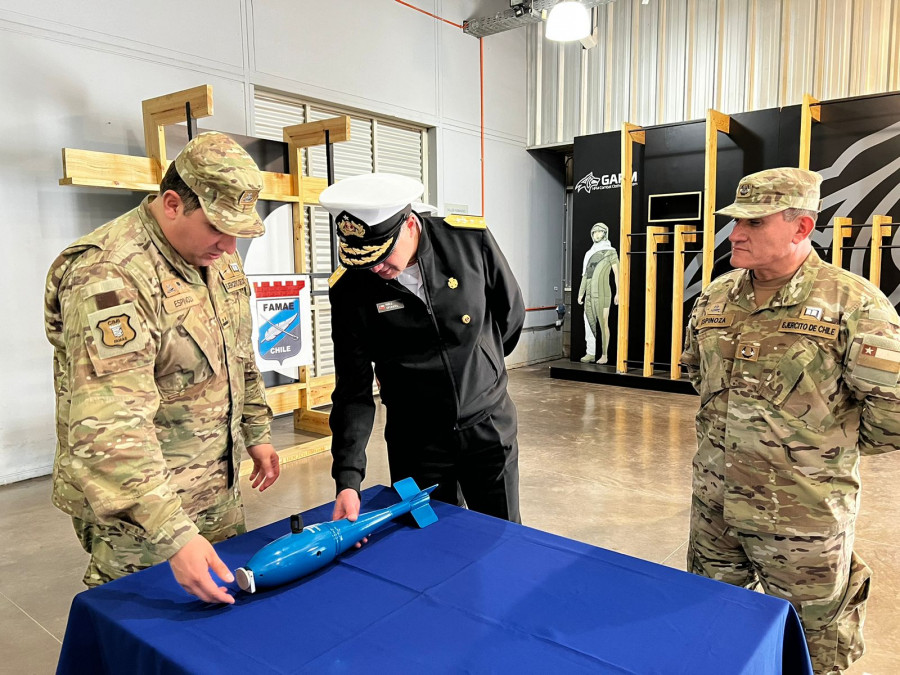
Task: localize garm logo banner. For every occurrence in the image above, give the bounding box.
[575,171,639,194]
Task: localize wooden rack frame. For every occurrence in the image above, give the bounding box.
[831,217,853,268]
[871,215,894,286]
[670,224,698,380]
[702,109,731,288]
[830,215,894,287]
[799,94,821,171]
[643,226,669,376]
[59,85,349,468]
[617,122,645,373]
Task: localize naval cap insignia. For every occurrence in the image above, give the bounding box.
[338,216,366,238]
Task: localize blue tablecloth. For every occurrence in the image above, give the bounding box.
[58,486,812,674]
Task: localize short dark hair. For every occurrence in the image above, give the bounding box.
[159,162,201,214]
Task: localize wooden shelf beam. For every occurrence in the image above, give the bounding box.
[617,122,645,373]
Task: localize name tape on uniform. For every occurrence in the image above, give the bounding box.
[698,313,734,329]
[376,300,404,313]
[163,292,199,314]
[223,277,247,293]
[778,318,838,340]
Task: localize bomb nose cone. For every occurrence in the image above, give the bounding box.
[235,567,255,593]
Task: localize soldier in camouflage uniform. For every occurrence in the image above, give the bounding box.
[681,168,900,673]
[44,132,280,605]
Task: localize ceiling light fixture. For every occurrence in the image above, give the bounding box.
[545,1,591,42]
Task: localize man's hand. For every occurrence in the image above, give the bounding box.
[332,488,367,548]
[169,534,235,604]
[247,443,280,491]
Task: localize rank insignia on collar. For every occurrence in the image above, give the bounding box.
[338,216,366,238]
[161,278,187,298]
[802,306,823,320]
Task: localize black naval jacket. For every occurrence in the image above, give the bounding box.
[329,214,525,495]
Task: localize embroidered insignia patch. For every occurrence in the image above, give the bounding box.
[738,183,751,196]
[161,278,188,298]
[706,302,725,315]
[96,314,136,347]
[857,342,900,374]
[87,303,147,363]
[736,342,760,361]
[338,216,366,238]
[802,306,823,320]
[238,189,259,206]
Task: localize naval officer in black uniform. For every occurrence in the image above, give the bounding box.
[321,173,525,524]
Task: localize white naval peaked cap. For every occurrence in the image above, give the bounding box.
[320,173,425,269]
[319,173,425,225]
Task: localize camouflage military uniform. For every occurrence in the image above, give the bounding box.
[682,249,900,672]
[44,133,272,586]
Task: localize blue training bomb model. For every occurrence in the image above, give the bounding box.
[235,478,438,593]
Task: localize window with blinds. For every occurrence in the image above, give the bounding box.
[253,90,428,377]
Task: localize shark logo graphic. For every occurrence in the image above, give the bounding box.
[575,172,602,194]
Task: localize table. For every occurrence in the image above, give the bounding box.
[58,486,812,674]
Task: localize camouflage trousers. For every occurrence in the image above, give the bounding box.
[73,494,246,588]
[688,497,871,674]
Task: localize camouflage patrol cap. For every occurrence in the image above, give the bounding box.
[715,167,823,219]
[173,131,265,238]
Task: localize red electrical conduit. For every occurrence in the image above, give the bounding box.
[393,0,462,28]
[393,0,485,217]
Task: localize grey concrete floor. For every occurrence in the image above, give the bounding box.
[1,365,897,673]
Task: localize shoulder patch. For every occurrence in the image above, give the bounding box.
[329,265,347,288]
[444,215,486,230]
[87,302,148,361]
[850,334,900,387]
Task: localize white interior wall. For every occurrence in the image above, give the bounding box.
[0,0,564,484]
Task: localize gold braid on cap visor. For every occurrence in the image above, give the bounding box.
[339,236,395,265]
